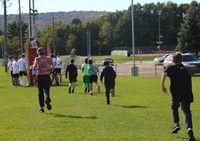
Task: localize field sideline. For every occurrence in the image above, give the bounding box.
[0,66,200,141]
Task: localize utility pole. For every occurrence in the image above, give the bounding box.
[131,0,138,76]
[3,0,8,71]
[52,16,56,53]
[29,0,32,37]
[18,0,23,54]
[31,0,38,38]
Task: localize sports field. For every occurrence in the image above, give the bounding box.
[0,66,199,141]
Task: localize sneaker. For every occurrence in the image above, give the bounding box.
[45,100,52,110]
[110,89,115,97]
[39,108,44,113]
[72,89,74,93]
[171,125,180,133]
[107,100,110,105]
[84,88,87,93]
[89,91,93,95]
[188,130,195,141]
[97,86,100,93]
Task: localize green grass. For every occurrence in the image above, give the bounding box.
[88,55,157,62]
[0,66,200,141]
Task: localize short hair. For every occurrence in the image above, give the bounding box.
[85,58,88,63]
[37,47,44,54]
[9,55,14,59]
[89,59,93,64]
[14,56,18,60]
[173,52,182,64]
[104,61,109,66]
[70,58,74,63]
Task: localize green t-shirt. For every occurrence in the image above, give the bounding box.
[82,63,89,76]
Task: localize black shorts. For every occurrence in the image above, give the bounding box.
[89,74,98,83]
[13,73,19,78]
[69,78,77,83]
[53,68,60,74]
[19,71,27,76]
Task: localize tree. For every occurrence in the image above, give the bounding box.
[176,1,200,55]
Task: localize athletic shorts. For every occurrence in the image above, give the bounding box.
[13,73,19,78]
[53,68,60,74]
[89,74,98,83]
[69,78,77,83]
[19,71,27,76]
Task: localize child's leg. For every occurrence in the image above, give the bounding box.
[171,101,180,126]
[105,83,111,104]
[181,102,192,129]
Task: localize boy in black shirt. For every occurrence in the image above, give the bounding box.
[66,59,78,93]
[161,52,195,141]
[100,61,116,105]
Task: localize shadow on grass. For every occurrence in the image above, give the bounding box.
[113,104,147,109]
[45,113,97,119]
[177,135,199,141]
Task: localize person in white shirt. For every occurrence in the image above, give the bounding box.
[12,56,19,86]
[29,37,38,48]
[50,54,59,85]
[18,54,29,86]
[55,53,63,82]
[7,55,15,85]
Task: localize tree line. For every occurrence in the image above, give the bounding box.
[0,1,200,56]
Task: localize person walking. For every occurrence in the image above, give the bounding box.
[81,58,91,95]
[12,56,19,86]
[18,54,29,86]
[88,59,100,94]
[33,47,53,113]
[161,52,195,141]
[55,53,63,82]
[65,58,78,94]
[7,55,15,86]
[100,61,116,105]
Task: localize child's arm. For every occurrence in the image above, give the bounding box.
[161,72,168,94]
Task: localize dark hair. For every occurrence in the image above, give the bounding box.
[173,52,182,64]
[70,58,74,63]
[9,55,14,59]
[104,61,109,66]
[89,59,93,64]
[14,56,18,60]
[85,58,88,63]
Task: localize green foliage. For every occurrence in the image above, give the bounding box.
[176,1,200,55]
[3,2,200,56]
[0,66,200,141]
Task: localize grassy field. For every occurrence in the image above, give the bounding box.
[0,66,200,141]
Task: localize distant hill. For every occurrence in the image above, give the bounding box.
[0,11,109,30]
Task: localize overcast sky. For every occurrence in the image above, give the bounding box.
[0,0,196,15]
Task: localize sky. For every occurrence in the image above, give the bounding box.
[0,0,196,15]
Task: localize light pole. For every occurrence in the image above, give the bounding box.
[18,0,23,54]
[131,0,138,76]
[157,10,163,55]
[86,30,91,57]
[3,0,8,71]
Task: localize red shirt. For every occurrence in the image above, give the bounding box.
[34,55,53,76]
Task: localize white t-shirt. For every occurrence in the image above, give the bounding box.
[7,61,13,71]
[55,57,62,69]
[18,58,27,71]
[52,57,57,69]
[12,61,19,74]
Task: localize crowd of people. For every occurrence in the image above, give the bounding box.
[6,48,197,140]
